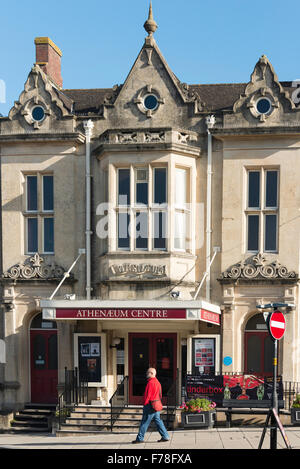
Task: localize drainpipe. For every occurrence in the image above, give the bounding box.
[83,120,94,301]
[0,146,5,381]
[205,115,215,302]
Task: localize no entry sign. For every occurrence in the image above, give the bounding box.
[267,310,286,340]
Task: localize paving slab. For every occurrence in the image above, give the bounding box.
[0,428,300,449]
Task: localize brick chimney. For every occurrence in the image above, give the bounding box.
[34,37,63,89]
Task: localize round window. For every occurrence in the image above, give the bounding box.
[32,106,45,122]
[256,98,272,115]
[143,94,159,111]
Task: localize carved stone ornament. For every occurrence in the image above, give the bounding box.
[3,253,72,280]
[133,85,165,118]
[109,263,167,279]
[219,253,297,281]
[8,64,70,128]
[233,55,295,121]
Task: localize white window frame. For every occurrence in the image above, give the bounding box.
[23,172,54,255]
[174,166,191,253]
[115,164,168,252]
[74,333,107,387]
[245,168,279,254]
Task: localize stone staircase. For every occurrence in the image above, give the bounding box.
[1,404,56,434]
[56,405,175,436]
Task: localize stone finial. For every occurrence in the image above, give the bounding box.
[144,1,158,36]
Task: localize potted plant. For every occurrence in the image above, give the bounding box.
[180,398,217,428]
[291,394,300,425]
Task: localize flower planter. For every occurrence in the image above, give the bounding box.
[291,408,300,425]
[182,410,216,429]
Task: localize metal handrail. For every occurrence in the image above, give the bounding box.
[109,376,129,432]
[57,367,88,430]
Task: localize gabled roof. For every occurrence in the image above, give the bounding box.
[59,81,295,116]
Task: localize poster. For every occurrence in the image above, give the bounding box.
[90,343,100,357]
[81,343,91,357]
[194,339,215,370]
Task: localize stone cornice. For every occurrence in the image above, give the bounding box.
[0,131,85,144]
[211,126,300,138]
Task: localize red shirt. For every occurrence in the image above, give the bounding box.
[143,377,162,406]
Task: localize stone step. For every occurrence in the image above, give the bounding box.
[11,419,49,429]
[70,411,174,420]
[66,418,140,426]
[59,423,151,433]
[20,408,54,415]
[56,429,135,436]
[15,413,49,421]
[24,404,56,411]
[0,426,50,434]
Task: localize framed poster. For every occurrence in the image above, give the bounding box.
[74,333,107,387]
[187,335,220,375]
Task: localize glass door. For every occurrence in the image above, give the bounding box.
[129,333,177,405]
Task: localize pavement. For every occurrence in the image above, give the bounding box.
[0,427,300,450]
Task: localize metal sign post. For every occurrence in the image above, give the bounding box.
[257,303,292,450]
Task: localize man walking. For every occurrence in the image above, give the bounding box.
[132,367,170,444]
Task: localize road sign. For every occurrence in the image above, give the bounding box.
[267,310,286,340]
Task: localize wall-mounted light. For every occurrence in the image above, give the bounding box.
[110,337,121,349]
[181,338,187,346]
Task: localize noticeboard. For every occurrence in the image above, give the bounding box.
[185,374,283,407]
[78,335,102,383]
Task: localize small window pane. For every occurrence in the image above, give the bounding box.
[44,217,54,253]
[154,168,167,204]
[48,334,58,370]
[135,212,148,249]
[43,175,54,211]
[27,218,38,253]
[174,211,186,250]
[247,214,259,251]
[27,176,38,211]
[118,212,130,249]
[248,171,260,208]
[265,171,278,208]
[153,211,167,249]
[33,334,46,369]
[175,168,187,207]
[265,214,277,251]
[118,169,130,205]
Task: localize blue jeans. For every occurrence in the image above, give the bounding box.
[136,404,170,442]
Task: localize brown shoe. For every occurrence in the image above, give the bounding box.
[157,438,169,442]
[132,440,143,444]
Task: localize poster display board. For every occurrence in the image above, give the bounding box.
[78,335,102,383]
[192,338,216,375]
[185,374,284,407]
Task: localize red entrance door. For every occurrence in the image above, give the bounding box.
[244,332,274,377]
[129,333,177,405]
[30,330,58,404]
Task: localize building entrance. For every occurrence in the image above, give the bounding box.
[128,333,177,405]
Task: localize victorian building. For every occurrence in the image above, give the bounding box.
[0,4,299,412]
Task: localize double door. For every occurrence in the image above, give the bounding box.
[129,333,177,405]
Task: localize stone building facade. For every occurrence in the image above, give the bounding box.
[0,5,299,411]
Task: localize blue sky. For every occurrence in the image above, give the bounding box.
[1,0,300,116]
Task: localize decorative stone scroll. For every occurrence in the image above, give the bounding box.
[3,253,71,280]
[219,253,297,281]
[109,263,167,279]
